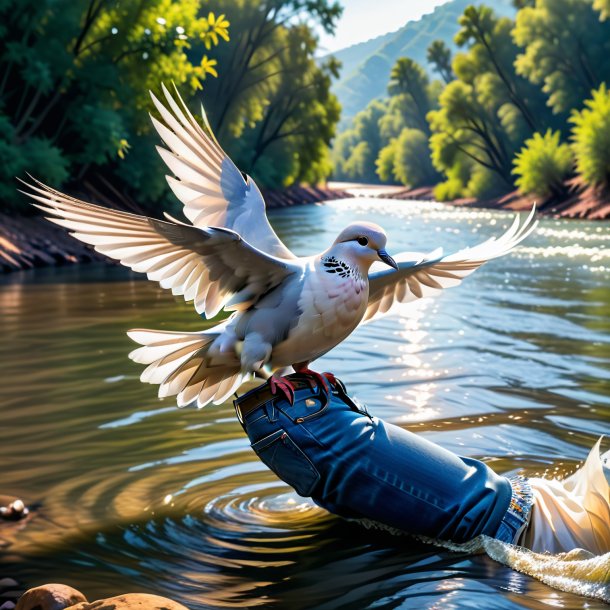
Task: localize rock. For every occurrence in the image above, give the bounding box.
[15,585,87,610]
[64,594,188,610]
[0,499,29,522]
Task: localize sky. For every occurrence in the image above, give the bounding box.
[317,0,452,54]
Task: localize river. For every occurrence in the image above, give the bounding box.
[1,199,609,608]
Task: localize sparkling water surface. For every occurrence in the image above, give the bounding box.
[1,199,609,608]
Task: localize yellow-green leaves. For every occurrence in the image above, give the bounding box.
[513,130,573,197]
[570,84,610,188]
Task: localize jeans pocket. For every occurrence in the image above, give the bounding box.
[251,428,321,497]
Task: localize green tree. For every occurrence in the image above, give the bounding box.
[513,0,610,114]
[0,0,228,211]
[388,58,433,134]
[380,128,440,187]
[512,129,573,197]
[235,25,340,186]
[570,84,610,187]
[200,0,342,188]
[427,40,454,84]
[455,5,544,133]
[332,99,387,183]
[202,0,341,140]
[428,80,514,189]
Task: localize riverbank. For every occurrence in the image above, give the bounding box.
[0,185,353,273]
[3,179,608,274]
[333,178,610,220]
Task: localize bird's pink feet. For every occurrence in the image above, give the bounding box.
[293,367,337,393]
[269,375,297,405]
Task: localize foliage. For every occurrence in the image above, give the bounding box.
[570,84,610,187]
[513,0,610,114]
[594,0,610,18]
[427,40,454,84]
[332,100,388,183]
[376,129,439,187]
[0,0,229,211]
[330,0,516,122]
[512,130,573,197]
[200,0,342,188]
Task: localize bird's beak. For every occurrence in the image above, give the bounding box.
[377,249,398,270]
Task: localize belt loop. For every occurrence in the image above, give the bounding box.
[265,399,278,423]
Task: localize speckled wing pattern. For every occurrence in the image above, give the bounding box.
[363,207,538,323]
[21,179,298,319]
[150,84,295,261]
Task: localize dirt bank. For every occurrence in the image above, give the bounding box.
[0,185,353,273]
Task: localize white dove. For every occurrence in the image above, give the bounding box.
[22,84,538,408]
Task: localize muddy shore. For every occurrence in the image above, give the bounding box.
[2,179,608,274]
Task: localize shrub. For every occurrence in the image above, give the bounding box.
[570,84,610,188]
[392,128,439,187]
[512,129,573,197]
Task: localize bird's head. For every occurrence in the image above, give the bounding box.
[325,222,398,273]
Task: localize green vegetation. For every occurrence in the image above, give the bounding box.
[570,84,610,188]
[333,0,610,203]
[201,0,342,188]
[513,130,573,197]
[328,0,515,123]
[1,0,341,213]
[0,0,229,211]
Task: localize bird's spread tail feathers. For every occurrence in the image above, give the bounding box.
[127,329,248,408]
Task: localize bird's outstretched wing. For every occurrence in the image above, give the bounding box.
[21,180,299,318]
[150,84,295,260]
[363,207,538,323]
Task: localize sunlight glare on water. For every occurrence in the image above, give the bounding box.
[0,199,609,609]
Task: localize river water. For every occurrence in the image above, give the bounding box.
[1,199,609,608]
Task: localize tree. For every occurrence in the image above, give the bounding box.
[201,0,341,140]
[332,99,388,183]
[427,40,454,84]
[513,0,610,114]
[512,130,573,197]
[570,83,610,187]
[455,5,543,133]
[0,0,229,211]
[428,80,514,189]
[383,128,440,187]
[235,25,341,187]
[198,0,342,188]
[388,58,433,135]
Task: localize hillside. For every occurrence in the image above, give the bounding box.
[328,0,515,123]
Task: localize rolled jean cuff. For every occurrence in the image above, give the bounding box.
[494,475,534,545]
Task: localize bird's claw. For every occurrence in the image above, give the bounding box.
[296,368,338,393]
[269,376,296,405]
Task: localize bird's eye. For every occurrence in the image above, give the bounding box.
[357,236,369,246]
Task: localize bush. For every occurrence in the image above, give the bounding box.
[391,128,439,187]
[570,84,610,188]
[375,141,397,183]
[512,129,573,197]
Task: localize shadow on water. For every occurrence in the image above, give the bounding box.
[1,200,609,608]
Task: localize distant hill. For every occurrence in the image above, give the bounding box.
[327,0,515,123]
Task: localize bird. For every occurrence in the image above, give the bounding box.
[21,84,538,408]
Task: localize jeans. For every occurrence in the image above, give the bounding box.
[236,377,531,545]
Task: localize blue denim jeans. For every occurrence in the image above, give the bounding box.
[236,377,531,545]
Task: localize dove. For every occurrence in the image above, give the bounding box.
[21,84,538,408]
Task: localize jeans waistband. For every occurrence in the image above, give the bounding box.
[494,475,534,545]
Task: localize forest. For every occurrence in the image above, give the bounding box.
[3,0,610,213]
[0,0,341,213]
[333,0,610,205]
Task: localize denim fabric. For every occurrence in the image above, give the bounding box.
[237,378,515,544]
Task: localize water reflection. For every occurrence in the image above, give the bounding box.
[1,199,609,608]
